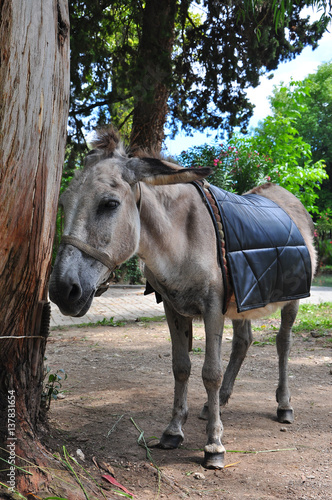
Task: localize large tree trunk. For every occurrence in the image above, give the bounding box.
[130,0,177,152]
[0,1,70,495]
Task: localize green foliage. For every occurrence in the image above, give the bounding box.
[177,126,327,206]
[315,209,332,266]
[292,302,332,335]
[41,367,67,411]
[66,1,330,159]
[316,238,332,266]
[178,80,329,210]
[252,334,277,346]
[257,64,332,214]
[178,136,273,194]
[212,137,273,194]
[315,208,332,235]
[177,143,235,191]
[290,61,332,183]
[253,80,328,213]
[114,255,143,285]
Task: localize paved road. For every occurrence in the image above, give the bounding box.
[50,285,332,329]
[50,286,165,328]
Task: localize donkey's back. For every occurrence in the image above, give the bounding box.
[223,183,316,320]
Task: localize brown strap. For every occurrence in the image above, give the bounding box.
[61,235,114,270]
[192,181,232,314]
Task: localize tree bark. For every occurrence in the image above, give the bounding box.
[130,0,177,152]
[0,0,70,495]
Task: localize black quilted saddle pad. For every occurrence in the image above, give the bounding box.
[209,185,312,313]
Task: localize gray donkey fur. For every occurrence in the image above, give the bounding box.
[49,128,317,469]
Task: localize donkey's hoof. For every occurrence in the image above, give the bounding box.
[203,451,225,470]
[198,404,209,420]
[159,433,183,449]
[277,408,294,424]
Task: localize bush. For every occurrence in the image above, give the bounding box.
[177,136,272,194]
[253,81,328,214]
[114,255,144,285]
[315,209,332,266]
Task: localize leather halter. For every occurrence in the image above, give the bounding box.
[61,235,114,270]
[60,186,142,296]
[60,183,142,269]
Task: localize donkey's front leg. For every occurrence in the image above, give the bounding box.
[159,300,192,449]
[276,299,299,424]
[200,319,252,420]
[202,311,225,469]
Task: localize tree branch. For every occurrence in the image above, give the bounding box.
[70,93,132,116]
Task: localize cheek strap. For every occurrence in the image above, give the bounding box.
[61,235,114,270]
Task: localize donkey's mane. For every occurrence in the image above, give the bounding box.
[90,126,122,156]
[89,126,174,164]
[62,127,180,198]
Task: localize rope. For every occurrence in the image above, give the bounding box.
[61,235,114,270]
[0,336,45,340]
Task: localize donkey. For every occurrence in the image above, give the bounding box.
[49,128,317,469]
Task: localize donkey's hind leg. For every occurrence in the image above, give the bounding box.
[158,300,192,449]
[220,319,253,406]
[276,299,299,424]
[199,320,252,420]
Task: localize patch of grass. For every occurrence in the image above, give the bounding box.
[252,324,278,332]
[253,334,277,347]
[192,346,204,354]
[61,315,167,329]
[293,302,332,336]
[51,317,126,330]
[136,315,166,323]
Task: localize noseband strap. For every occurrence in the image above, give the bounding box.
[61,235,114,270]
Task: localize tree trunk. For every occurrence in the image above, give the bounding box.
[0,0,70,495]
[130,0,177,152]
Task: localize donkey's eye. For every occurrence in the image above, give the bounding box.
[97,199,120,215]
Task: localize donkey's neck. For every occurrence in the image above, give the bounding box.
[137,182,216,285]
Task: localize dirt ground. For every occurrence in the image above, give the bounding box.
[44,317,332,500]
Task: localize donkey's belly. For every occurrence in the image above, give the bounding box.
[144,269,210,317]
[225,298,290,320]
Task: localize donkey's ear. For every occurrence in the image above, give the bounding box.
[125,157,212,185]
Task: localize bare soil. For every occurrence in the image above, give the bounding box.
[44,318,332,500]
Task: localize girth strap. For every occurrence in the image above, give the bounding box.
[61,235,114,270]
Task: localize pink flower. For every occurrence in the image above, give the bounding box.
[266,176,271,181]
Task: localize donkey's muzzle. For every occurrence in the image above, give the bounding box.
[49,268,95,317]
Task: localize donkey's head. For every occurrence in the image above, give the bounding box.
[49,127,211,317]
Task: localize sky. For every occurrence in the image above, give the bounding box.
[164,10,332,156]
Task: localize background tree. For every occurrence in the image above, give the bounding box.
[67,0,330,163]
[265,63,332,266]
[252,80,328,213]
[177,80,328,213]
[272,61,332,209]
[0,0,71,496]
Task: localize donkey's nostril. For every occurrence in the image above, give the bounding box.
[67,282,82,302]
